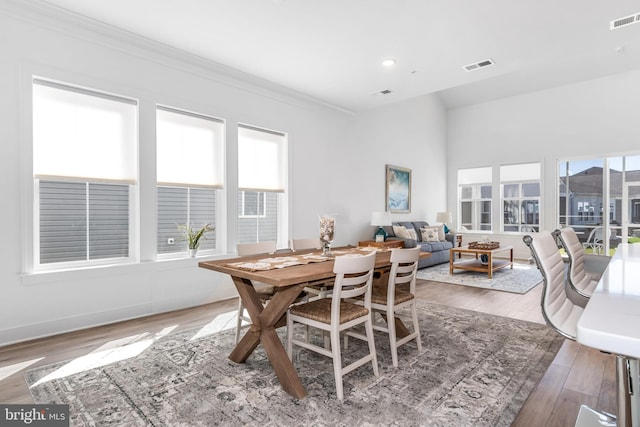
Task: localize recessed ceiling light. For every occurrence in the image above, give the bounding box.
[382,59,396,67]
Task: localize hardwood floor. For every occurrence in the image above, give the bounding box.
[0,279,616,426]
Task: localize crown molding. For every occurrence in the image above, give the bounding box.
[0,0,354,115]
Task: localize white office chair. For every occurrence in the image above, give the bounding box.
[523,232,616,427]
[355,246,422,368]
[234,241,277,344]
[555,228,610,306]
[286,251,379,400]
[523,232,583,339]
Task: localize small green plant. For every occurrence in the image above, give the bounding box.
[178,223,215,249]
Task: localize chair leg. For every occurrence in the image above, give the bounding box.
[365,316,379,377]
[330,329,344,400]
[411,302,422,352]
[387,307,399,368]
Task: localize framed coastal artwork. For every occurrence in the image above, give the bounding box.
[385,164,411,213]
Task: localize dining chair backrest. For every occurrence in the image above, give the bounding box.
[289,238,321,251]
[331,252,376,315]
[523,232,583,340]
[236,241,277,256]
[388,247,421,296]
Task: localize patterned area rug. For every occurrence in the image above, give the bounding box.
[416,262,542,294]
[25,301,562,427]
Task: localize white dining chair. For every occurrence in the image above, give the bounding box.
[286,251,378,400]
[234,241,277,344]
[290,237,332,301]
[355,246,422,368]
[555,227,610,306]
[289,238,321,252]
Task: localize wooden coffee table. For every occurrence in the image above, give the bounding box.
[449,245,513,278]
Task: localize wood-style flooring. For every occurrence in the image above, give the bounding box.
[0,279,616,426]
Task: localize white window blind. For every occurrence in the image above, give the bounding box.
[500,163,540,182]
[33,79,137,183]
[238,125,286,192]
[458,166,492,185]
[156,106,224,187]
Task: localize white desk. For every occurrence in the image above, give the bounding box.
[577,243,640,427]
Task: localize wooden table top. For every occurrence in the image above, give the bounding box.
[451,245,513,255]
[199,247,431,287]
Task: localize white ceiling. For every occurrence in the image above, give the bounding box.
[38,0,640,112]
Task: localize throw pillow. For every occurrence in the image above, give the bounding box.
[406,228,417,240]
[392,225,417,240]
[420,227,440,242]
[436,224,446,241]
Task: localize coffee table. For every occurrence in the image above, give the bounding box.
[449,245,513,278]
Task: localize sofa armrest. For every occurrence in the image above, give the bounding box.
[445,232,457,244]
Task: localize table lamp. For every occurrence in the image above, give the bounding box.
[436,211,453,234]
[371,211,392,242]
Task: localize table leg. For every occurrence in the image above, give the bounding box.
[228,277,308,399]
[616,355,640,427]
[449,250,454,275]
[509,247,514,269]
[488,252,493,279]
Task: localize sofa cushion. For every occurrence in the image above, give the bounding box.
[420,241,453,252]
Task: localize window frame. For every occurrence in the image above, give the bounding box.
[155,105,225,258]
[31,78,138,272]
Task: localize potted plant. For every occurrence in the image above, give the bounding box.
[178,223,215,257]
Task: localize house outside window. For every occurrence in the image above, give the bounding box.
[237,125,287,245]
[501,163,541,232]
[32,79,137,269]
[458,167,492,231]
[156,106,224,255]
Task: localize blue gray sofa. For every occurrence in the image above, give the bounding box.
[383,221,457,269]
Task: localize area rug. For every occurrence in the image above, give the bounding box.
[25,301,562,427]
[416,262,542,294]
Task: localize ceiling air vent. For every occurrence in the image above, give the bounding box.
[372,89,392,96]
[610,13,640,30]
[463,59,495,72]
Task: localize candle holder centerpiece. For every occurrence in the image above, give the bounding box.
[319,215,335,257]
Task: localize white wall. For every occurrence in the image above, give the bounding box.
[348,95,449,234]
[447,69,640,258]
[0,2,449,346]
[0,3,351,345]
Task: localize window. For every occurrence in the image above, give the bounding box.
[240,191,266,218]
[156,106,224,255]
[501,163,541,232]
[237,125,287,244]
[33,79,137,268]
[558,156,640,255]
[458,167,492,231]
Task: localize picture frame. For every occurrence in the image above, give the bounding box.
[385,164,411,213]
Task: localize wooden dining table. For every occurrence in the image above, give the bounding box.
[198,246,430,399]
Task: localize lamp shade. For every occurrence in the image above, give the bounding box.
[436,211,453,224]
[370,211,392,226]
